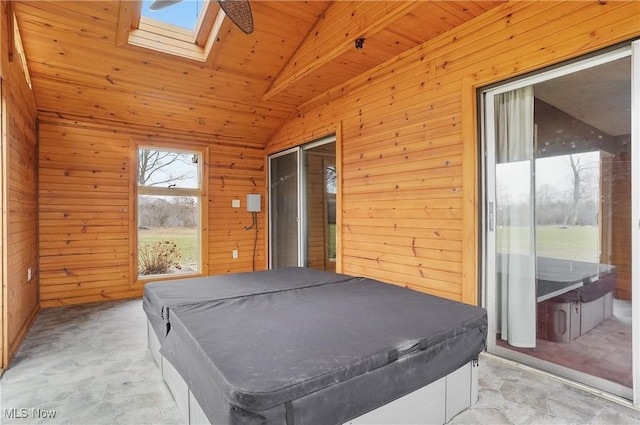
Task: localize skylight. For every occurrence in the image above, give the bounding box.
[119,0,226,62]
[140,0,203,31]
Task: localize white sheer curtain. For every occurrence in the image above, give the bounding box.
[495,86,537,348]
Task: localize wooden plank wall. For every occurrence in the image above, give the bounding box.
[38,117,265,307]
[266,1,640,303]
[1,1,40,368]
[38,122,133,306]
[208,139,266,274]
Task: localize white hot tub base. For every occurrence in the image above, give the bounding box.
[148,320,479,425]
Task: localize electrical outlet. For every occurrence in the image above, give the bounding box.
[232,250,238,259]
[232,199,240,208]
[27,267,32,281]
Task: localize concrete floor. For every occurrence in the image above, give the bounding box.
[1,299,640,424]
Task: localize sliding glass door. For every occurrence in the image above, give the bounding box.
[268,137,337,270]
[269,148,299,268]
[483,42,638,402]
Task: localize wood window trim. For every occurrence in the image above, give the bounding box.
[461,78,478,306]
[130,141,210,289]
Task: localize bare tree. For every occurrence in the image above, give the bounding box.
[137,149,198,229]
[176,197,197,227]
[495,178,513,227]
[563,154,598,226]
[326,166,337,194]
[138,149,196,187]
[536,183,565,225]
[149,198,171,227]
[563,155,581,226]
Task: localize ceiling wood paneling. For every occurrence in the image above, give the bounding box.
[14,0,505,146]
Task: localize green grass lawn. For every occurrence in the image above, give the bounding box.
[328,223,337,259]
[497,224,599,262]
[138,227,198,275]
[139,224,596,275]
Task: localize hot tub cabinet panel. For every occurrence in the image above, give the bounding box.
[537,269,616,343]
[537,300,582,343]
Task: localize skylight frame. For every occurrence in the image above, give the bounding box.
[12,14,32,89]
[122,0,226,63]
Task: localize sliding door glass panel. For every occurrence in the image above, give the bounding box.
[632,39,640,406]
[303,141,336,271]
[269,137,337,270]
[485,50,633,399]
[270,150,299,269]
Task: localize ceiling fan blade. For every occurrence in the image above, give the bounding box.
[218,0,254,34]
[148,0,183,11]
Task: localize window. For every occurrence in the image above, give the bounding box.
[117,0,226,62]
[140,0,202,30]
[137,146,206,278]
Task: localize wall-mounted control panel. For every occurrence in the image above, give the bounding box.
[247,194,261,212]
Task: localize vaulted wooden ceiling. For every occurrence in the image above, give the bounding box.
[13,1,505,147]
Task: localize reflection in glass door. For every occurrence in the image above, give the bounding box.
[303,141,337,271]
[484,46,635,400]
[269,137,337,270]
[269,149,299,268]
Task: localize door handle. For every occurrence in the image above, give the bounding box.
[488,201,494,231]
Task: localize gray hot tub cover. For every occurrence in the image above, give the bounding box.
[158,275,487,425]
[143,267,354,340]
